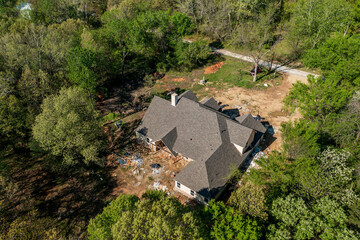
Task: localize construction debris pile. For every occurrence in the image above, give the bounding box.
[109,147,189,201]
[153,181,168,192]
[247,147,267,171]
[113,152,144,168]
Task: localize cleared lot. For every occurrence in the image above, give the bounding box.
[104,59,306,202]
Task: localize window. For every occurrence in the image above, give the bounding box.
[177,182,181,188]
[190,190,195,196]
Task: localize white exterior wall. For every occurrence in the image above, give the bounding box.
[175,181,195,196]
[233,143,244,154]
[174,181,209,204]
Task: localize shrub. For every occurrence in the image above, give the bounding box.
[175,40,210,71]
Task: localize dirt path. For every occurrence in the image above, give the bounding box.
[184,39,319,80]
[213,48,320,80]
[213,74,305,150]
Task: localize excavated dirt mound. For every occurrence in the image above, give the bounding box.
[204,62,225,74]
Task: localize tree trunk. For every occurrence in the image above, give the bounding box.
[344,25,349,36]
[87,87,96,112]
[355,129,360,144]
[121,50,127,83]
[253,63,258,82]
[269,52,274,71]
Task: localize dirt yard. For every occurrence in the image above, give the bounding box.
[213,74,306,150]
[107,145,192,203]
[104,73,306,200]
[101,59,308,202]
[152,70,305,150]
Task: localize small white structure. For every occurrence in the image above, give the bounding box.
[18,3,32,19]
[171,93,178,107]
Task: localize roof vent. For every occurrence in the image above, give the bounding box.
[171,93,178,106]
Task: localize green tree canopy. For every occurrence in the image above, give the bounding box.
[292,153,351,201]
[88,190,205,240]
[268,195,359,240]
[228,181,268,220]
[206,200,261,240]
[0,94,26,146]
[280,119,321,159]
[247,151,294,196]
[323,91,360,154]
[32,87,105,166]
[87,194,139,240]
[174,40,210,71]
[287,0,353,50]
[0,210,59,240]
[171,12,195,37]
[284,76,351,120]
[32,0,78,25]
[302,34,360,86]
[67,46,98,94]
[0,19,84,115]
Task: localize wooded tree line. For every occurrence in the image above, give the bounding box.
[0,0,360,239]
[0,0,209,165]
[0,0,210,238]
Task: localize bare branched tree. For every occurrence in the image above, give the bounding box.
[230,1,281,82]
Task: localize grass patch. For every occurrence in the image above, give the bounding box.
[152,56,283,101]
[191,83,206,92]
[121,112,144,123]
[103,112,122,122]
[205,58,282,89]
[164,69,196,78]
[204,58,254,88]
[151,88,187,101]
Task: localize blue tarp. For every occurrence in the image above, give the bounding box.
[117,158,127,165]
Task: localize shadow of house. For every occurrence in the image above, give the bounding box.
[222,109,240,119]
[135,90,268,204]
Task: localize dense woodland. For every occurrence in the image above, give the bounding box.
[1,0,360,239]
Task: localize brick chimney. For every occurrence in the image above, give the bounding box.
[171,93,178,106]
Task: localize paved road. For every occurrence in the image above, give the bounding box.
[184,39,320,78]
[212,48,320,78]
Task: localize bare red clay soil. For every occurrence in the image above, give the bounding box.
[204,62,225,74]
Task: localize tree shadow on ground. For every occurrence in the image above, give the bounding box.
[36,164,117,237]
[110,119,142,151]
[1,150,118,239]
[209,40,224,49]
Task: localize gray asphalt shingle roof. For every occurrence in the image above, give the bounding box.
[179,90,198,101]
[136,90,265,198]
[227,119,253,147]
[200,97,221,111]
[136,96,176,141]
[236,114,267,133]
